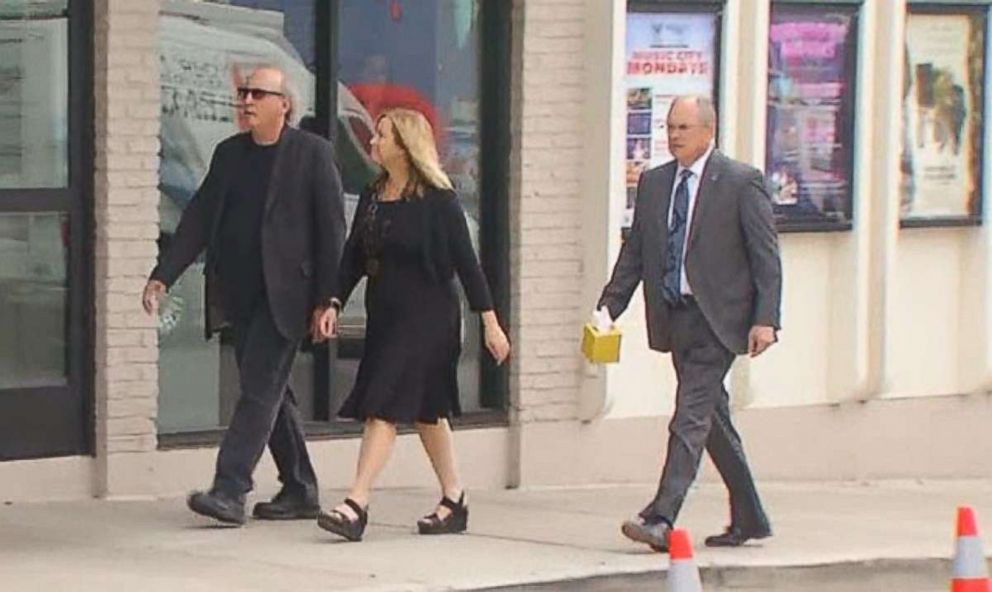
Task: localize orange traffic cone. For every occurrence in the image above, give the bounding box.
[667,528,702,592]
[951,506,991,592]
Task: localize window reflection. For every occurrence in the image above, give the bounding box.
[0,2,69,189]
[155,0,492,431]
[156,0,317,433]
[0,212,68,388]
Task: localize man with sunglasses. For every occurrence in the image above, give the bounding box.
[142,65,346,525]
[596,95,781,552]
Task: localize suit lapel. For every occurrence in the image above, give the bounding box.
[687,150,722,250]
[263,126,294,218]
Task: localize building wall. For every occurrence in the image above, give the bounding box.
[507,0,594,485]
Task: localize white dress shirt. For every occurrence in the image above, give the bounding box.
[666,143,715,296]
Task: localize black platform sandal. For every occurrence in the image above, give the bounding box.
[417,492,468,535]
[317,498,368,541]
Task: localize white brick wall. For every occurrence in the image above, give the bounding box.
[93,0,161,492]
[510,0,588,424]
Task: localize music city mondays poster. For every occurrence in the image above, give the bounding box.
[901,12,986,222]
[766,8,857,229]
[623,12,717,230]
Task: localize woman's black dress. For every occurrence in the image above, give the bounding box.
[333,187,493,424]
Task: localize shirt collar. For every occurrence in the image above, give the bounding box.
[675,143,715,180]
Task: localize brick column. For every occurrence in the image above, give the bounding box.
[92,0,161,496]
[508,0,588,484]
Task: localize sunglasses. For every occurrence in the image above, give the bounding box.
[236,87,284,100]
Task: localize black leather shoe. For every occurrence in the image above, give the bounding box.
[621,516,671,552]
[187,490,246,526]
[252,489,320,520]
[704,525,772,547]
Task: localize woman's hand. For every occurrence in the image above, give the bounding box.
[482,311,510,365]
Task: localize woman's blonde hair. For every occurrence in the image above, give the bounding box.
[372,108,453,197]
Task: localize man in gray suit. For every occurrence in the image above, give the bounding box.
[597,95,781,552]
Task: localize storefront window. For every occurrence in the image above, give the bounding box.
[156,0,317,433]
[0,212,67,389]
[0,1,91,459]
[156,0,500,434]
[335,0,487,414]
[0,2,69,189]
[0,3,70,389]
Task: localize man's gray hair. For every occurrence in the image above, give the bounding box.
[669,94,717,129]
[250,62,301,127]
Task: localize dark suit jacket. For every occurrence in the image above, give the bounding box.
[150,127,346,342]
[598,150,782,355]
[333,186,493,312]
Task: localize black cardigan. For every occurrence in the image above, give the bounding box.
[333,186,494,312]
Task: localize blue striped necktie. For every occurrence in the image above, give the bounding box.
[663,169,693,304]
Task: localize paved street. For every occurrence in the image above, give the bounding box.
[1,480,990,591]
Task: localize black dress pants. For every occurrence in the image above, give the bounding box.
[212,298,318,502]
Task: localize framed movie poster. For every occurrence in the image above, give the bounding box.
[901,5,988,227]
[623,3,721,235]
[767,3,859,232]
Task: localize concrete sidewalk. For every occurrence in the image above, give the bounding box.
[1,480,990,591]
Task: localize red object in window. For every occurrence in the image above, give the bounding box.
[347,83,446,152]
[389,0,402,22]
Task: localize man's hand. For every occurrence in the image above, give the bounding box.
[311,305,337,343]
[747,325,777,358]
[590,307,613,331]
[142,280,166,315]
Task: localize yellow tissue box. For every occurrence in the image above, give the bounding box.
[581,323,622,364]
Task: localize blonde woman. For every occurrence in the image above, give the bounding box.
[314,108,510,541]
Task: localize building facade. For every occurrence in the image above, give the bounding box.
[1,0,991,501]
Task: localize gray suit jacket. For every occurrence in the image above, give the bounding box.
[598,150,782,355]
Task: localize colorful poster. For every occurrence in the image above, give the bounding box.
[623,11,717,231]
[766,7,857,229]
[901,10,986,224]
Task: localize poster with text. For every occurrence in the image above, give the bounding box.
[623,11,717,232]
[766,6,858,230]
[901,10,986,224]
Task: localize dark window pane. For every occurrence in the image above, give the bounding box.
[0,212,68,388]
[0,2,69,189]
